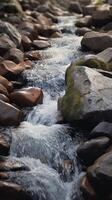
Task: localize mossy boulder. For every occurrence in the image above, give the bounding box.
[74,57,112,71]
[58,63,82,122]
[58,64,112,127]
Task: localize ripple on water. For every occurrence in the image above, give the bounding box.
[8,16,84,200]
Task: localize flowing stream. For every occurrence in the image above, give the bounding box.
[5,16,85,200]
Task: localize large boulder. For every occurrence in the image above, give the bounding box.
[10,87,43,107]
[0,20,21,47]
[58,65,112,127]
[0,100,22,126]
[81,31,112,52]
[77,137,110,165]
[87,152,112,196]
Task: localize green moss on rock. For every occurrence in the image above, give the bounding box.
[59,56,112,123]
[59,62,83,122]
[74,57,110,71]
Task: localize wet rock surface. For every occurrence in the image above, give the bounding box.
[59,65,112,126]
[0,0,112,200]
[10,87,43,107]
[0,100,22,125]
[77,137,110,166]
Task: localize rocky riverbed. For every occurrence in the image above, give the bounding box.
[0,0,112,200]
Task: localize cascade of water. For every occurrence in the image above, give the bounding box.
[9,16,84,200]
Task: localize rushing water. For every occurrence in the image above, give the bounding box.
[7,16,85,200]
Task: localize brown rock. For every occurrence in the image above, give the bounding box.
[4,48,24,64]
[10,87,43,107]
[32,40,51,50]
[75,27,91,36]
[0,135,10,156]
[80,176,97,200]
[45,12,58,23]
[0,60,27,77]
[0,84,9,96]
[0,75,13,92]
[0,181,32,200]
[83,4,97,15]
[38,26,59,37]
[0,172,9,180]
[0,100,22,126]
[37,14,53,27]
[51,31,62,38]
[0,158,29,172]
[18,60,33,70]
[92,5,112,27]
[19,22,34,34]
[37,35,48,41]
[81,31,112,52]
[21,35,32,51]
[75,15,92,28]
[0,94,9,103]
[25,50,41,61]
[69,1,83,13]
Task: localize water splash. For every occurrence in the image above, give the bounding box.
[9,16,84,200]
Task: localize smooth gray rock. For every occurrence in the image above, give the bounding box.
[81,31,112,52]
[59,65,112,127]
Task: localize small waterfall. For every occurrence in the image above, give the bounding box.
[9,16,84,200]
